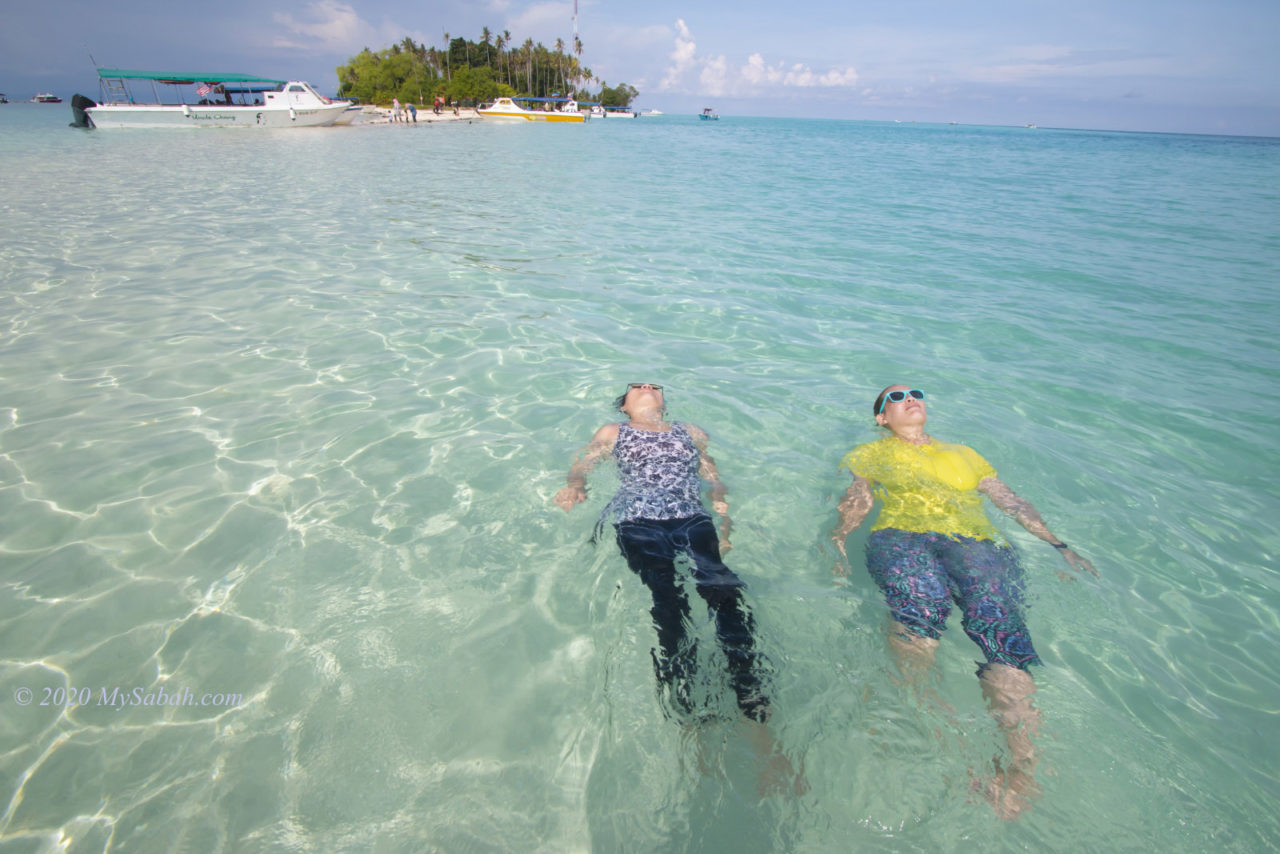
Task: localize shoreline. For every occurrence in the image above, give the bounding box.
[358,106,486,125]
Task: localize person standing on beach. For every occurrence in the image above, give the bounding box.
[555,383,804,793]
[391,98,402,122]
[832,383,1097,820]
[408,102,417,122]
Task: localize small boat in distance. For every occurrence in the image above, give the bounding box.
[699,107,719,121]
[32,93,63,103]
[70,68,351,129]
[477,96,585,123]
[0,94,9,104]
[587,104,637,119]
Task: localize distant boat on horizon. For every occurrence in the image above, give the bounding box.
[32,92,62,103]
[700,107,719,121]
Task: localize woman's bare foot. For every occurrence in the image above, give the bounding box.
[742,719,810,797]
[972,757,1041,820]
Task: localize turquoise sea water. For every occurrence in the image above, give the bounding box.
[1,103,1278,852]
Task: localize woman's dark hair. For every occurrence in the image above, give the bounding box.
[613,384,666,412]
[872,386,896,420]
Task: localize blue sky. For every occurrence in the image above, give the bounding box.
[5,0,1279,135]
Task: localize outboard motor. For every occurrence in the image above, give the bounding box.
[70,94,97,128]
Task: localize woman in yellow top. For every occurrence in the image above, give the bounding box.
[831,384,1096,819]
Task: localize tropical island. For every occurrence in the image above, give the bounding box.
[335,31,639,110]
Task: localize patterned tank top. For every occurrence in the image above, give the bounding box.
[605,422,709,523]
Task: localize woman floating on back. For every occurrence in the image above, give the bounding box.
[556,382,804,794]
[832,384,1097,819]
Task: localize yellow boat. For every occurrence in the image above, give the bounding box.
[477,97,585,123]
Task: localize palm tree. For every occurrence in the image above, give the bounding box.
[401,37,422,102]
[503,30,513,87]
[522,38,534,94]
[442,31,451,81]
[481,27,493,68]
[555,38,566,93]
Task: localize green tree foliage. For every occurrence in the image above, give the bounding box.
[445,67,512,105]
[336,41,440,104]
[336,28,638,107]
[599,82,639,108]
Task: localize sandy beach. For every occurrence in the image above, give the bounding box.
[360,106,487,125]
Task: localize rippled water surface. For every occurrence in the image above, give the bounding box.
[2,104,1278,852]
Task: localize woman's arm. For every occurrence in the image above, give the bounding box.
[687,424,733,549]
[831,475,874,566]
[553,423,619,512]
[979,477,1098,576]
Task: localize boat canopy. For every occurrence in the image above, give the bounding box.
[96,68,287,85]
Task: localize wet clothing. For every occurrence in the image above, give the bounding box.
[604,422,771,721]
[607,422,707,524]
[842,436,1039,670]
[867,529,1041,669]
[616,516,770,722]
[840,436,1000,541]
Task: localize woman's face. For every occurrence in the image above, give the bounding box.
[622,383,664,415]
[875,384,927,432]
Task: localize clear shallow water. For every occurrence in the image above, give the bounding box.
[1,103,1278,851]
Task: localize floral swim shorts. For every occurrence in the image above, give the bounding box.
[865,528,1041,670]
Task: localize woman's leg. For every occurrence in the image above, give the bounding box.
[944,538,1041,671]
[680,517,772,722]
[616,520,698,715]
[980,663,1040,768]
[978,662,1041,819]
[944,537,1043,819]
[865,530,951,683]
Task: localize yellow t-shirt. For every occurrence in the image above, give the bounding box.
[839,436,1001,540]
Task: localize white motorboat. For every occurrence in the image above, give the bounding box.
[70,69,351,129]
[477,97,585,123]
[699,107,719,121]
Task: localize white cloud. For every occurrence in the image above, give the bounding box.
[659,21,857,95]
[967,45,1181,84]
[661,18,699,90]
[272,0,375,52]
[507,1,575,42]
[605,25,671,52]
[700,54,729,96]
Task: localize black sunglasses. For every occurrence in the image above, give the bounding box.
[877,388,925,414]
[627,383,663,391]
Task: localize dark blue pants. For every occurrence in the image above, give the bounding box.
[615,516,771,722]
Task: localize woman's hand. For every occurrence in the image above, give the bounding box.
[554,484,587,512]
[1057,546,1099,578]
[553,427,618,513]
[718,512,733,554]
[831,476,873,576]
[830,535,851,577]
